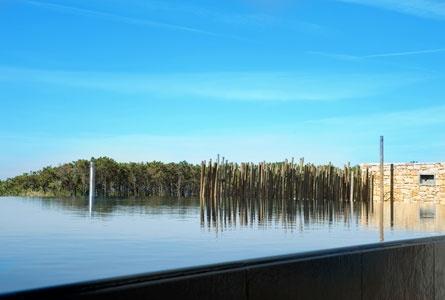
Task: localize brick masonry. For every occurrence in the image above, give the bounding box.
[361,163,445,204]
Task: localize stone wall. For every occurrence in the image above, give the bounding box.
[361,163,445,204]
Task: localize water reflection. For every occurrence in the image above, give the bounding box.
[363,202,445,233]
[8,196,445,238]
[200,197,445,239]
[89,196,92,217]
[200,197,371,232]
[1,196,445,294]
[33,196,200,219]
[26,197,445,237]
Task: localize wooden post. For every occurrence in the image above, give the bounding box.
[370,175,374,212]
[177,174,182,199]
[350,170,354,202]
[199,161,205,200]
[379,136,384,242]
[350,170,354,217]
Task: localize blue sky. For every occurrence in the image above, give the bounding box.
[1,0,444,179]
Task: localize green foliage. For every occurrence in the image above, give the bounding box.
[0,157,200,198]
[0,180,5,195]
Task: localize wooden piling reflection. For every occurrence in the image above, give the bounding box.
[200,194,371,231]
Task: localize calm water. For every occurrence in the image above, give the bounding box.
[1,196,444,294]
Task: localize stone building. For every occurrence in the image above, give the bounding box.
[360,163,445,204]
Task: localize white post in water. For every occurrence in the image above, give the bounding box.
[89,158,96,215]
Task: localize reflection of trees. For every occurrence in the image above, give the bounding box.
[33,196,200,219]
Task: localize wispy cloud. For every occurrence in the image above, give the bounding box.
[0,67,425,102]
[337,0,445,20]
[24,0,246,40]
[363,48,445,58]
[306,105,445,128]
[301,105,445,163]
[216,13,326,34]
[306,51,361,61]
[122,0,326,35]
[24,0,325,39]
[308,47,445,60]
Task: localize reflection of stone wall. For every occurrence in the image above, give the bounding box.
[361,203,445,232]
[361,163,445,203]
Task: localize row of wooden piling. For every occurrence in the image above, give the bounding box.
[200,158,372,203]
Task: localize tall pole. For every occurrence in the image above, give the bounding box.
[390,163,394,227]
[379,136,384,242]
[89,158,96,215]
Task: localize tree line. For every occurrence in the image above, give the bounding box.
[0,157,201,198]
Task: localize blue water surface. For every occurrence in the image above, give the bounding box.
[0,196,443,294]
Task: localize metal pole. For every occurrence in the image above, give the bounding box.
[390,163,394,227]
[89,158,95,215]
[379,136,384,242]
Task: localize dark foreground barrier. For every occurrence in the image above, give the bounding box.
[2,236,445,300]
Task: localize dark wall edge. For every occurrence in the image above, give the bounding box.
[2,235,445,300]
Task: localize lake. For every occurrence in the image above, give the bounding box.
[1,196,444,294]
